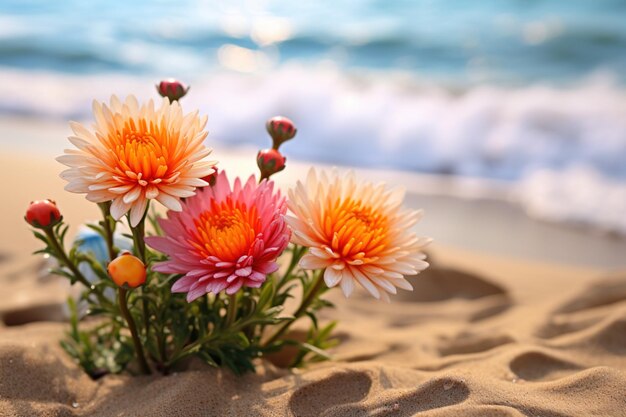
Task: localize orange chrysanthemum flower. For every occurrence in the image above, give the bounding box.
[287,169,431,301]
[57,95,216,226]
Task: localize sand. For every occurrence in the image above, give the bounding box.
[2,151,626,416]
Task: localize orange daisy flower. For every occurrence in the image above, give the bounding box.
[57,95,215,226]
[287,169,431,301]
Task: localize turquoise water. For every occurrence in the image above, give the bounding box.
[1,0,626,84]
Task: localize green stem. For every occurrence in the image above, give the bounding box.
[156,324,168,373]
[166,332,216,368]
[118,287,151,375]
[292,271,325,321]
[129,211,151,343]
[130,218,147,264]
[225,293,238,327]
[98,202,118,261]
[278,245,305,291]
[147,205,164,236]
[44,228,109,305]
[264,270,325,347]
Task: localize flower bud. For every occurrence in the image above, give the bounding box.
[107,252,146,288]
[257,149,286,179]
[25,199,62,229]
[201,167,218,187]
[266,116,297,149]
[156,78,189,102]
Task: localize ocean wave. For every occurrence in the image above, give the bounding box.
[520,167,626,235]
[1,65,625,234]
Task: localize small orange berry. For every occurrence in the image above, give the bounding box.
[108,252,146,288]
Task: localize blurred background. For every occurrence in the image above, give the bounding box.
[1,0,625,267]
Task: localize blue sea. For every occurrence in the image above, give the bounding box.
[2,0,626,83]
[1,0,625,233]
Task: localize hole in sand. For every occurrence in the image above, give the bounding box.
[438,333,514,356]
[570,317,626,355]
[510,351,581,382]
[330,377,471,416]
[289,370,372,417]
[555,275,626,315]
[535,315,600,339]
[396,267,507,303]
[0,346,85,403]
[396,377,470,414]
[2,304,65,327]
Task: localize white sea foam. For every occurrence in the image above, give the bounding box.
[1,65,625,234]
[520,167,626,235]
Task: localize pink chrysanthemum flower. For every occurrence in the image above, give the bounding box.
[57,95,216,226]
[287,169,431,302]
[145,172,290,301]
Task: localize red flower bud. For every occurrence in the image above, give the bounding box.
[108,252,146,289]
[257,149,286,179]
[156,78,189,102]
[25,199,62,229]
[266,116,297,149]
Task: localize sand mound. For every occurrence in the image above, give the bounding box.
[2,246,626,416]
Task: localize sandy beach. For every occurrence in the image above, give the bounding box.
[2,0,626,413]
[1,148,626,416]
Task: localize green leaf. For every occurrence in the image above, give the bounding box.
[86,306,111,317]
[198,351,219,367]
[257,279,275,310]
[85,223,104,235]
[298,342,332,360]
[76,253,109,281]
[305,311,319,330]
[60,224,70,242]
[317,321,338,341]
[234,332,250,348]
[51,267,76,281]
[32,230,50,245]
[68,245,79,263]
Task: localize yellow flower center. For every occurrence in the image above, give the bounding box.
[106,118,175,185]
[189,199,261,262]
[322,198,388,263]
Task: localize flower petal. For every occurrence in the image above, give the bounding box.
[324,268,342,288]
[299,253,331,270]
[110,197,131,220]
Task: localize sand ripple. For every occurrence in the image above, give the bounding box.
[2,250,626,416]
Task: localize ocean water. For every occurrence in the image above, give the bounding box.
[1,0,625,234]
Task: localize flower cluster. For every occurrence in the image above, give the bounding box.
[26,80,430,377]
